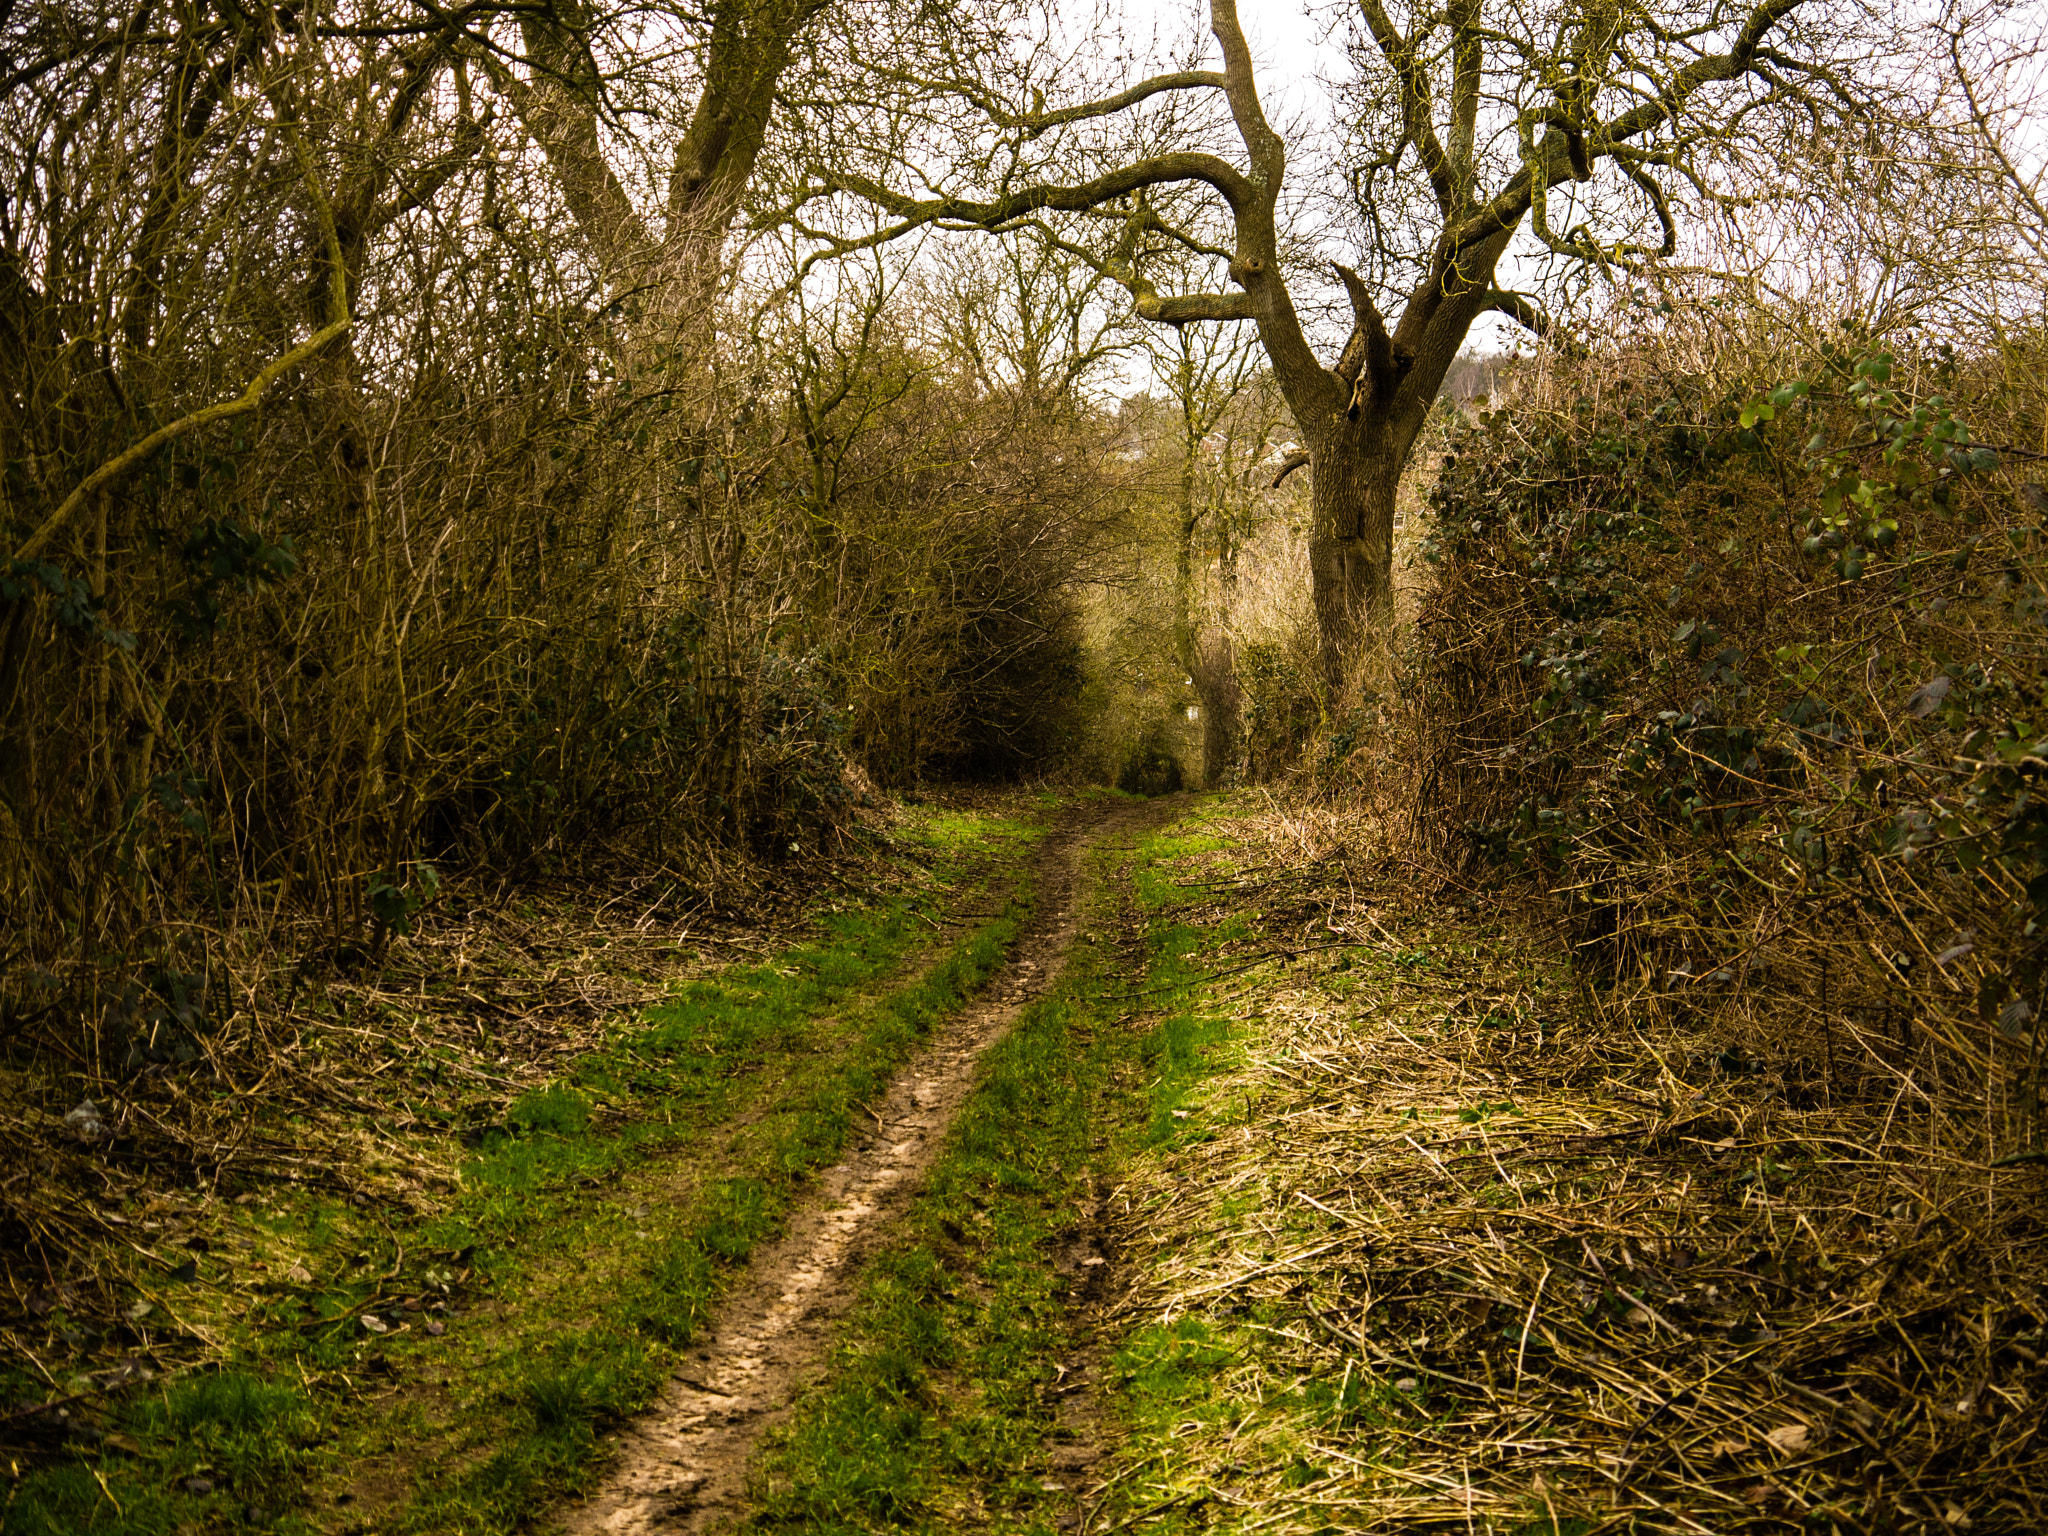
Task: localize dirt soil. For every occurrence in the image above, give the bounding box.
[556,795,1174,1536]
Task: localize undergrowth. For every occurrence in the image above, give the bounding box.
[1401,326,2048,1157]
[1084,795,2048,1533]
[0,807,1040,1536]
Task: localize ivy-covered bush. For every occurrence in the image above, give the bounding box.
[1237,639,1322,783]
[1409,332,2048,1150]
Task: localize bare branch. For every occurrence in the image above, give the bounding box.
[817,153,1258,231]
[1600,0,1811,147]
[487,59,655,269]
[1208,0,1286,191]
[1484,289,1552,338]
[1333,262,1396,395]
[1356,0,1459,215]
[861,63,1228,135]
[1948,20,2048,251]
[1449,0,1811,255]
[1039,215,1258,324]
[13,319,352,564]
[1444,0,1482,206]
[1270,447,1311,487]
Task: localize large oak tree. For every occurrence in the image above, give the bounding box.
[799,0,1862,686]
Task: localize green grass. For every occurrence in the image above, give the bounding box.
[1,808,1042,1536]
[746,810,1252,1535]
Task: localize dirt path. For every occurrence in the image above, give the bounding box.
[558,798,1165,1536]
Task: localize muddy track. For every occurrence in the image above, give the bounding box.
[558,796,1174,1536]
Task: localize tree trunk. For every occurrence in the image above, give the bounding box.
[1196,497,1245,786]
[1305,426,1402,691]
[1194,634,1240,786]
[1169,437,1208,777]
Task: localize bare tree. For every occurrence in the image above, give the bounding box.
[1145,314,1267,784]
[796,0,1864,687]
[927,230,1132,403]
[486,0,833,331]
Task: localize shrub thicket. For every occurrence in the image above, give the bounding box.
[0,20,1119,1081]
[1406,328,2048,1153]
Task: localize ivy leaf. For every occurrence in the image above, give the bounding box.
[1904,676,1952,718]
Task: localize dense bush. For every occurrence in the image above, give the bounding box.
[1235,639,1322,783]
[1406,330,2048,1151]
[782,341,1115,785]
[0,29,1121,1076]
[1116,727,1186,797]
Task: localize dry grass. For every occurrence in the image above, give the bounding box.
[1092,797,2048,1535]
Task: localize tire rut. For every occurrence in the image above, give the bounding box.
[557,798,1164,1536]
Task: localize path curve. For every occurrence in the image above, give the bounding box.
[558,798,1155,1536]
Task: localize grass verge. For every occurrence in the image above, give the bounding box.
[1083,796,2048,1534]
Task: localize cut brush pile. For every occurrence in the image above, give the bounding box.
[1092,798,2047,1535]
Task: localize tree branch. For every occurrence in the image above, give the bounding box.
[1484,289,1551,337]
[1270,447,1311,487]
[817,153,1259,231]
[877,64,1228,135]
[1447,0,1808,256]
[1600,0,1809,147]
[373,107,490,229]
[486,43,654,271]
[667,0,827,237]
[1444,0,1482,208]
[1948,21,2048,251]
[1209,0,1286,190]
[1615,158,1677,258]
[1206,0,1337,420]
[1357,0,1459,215]
[1032,217,1258,324]
[1333,262,1396,394]
[13,319,352,564]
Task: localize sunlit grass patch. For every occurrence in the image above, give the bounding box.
[1111,1316,1237,1417]
[1,1370,324,1536]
